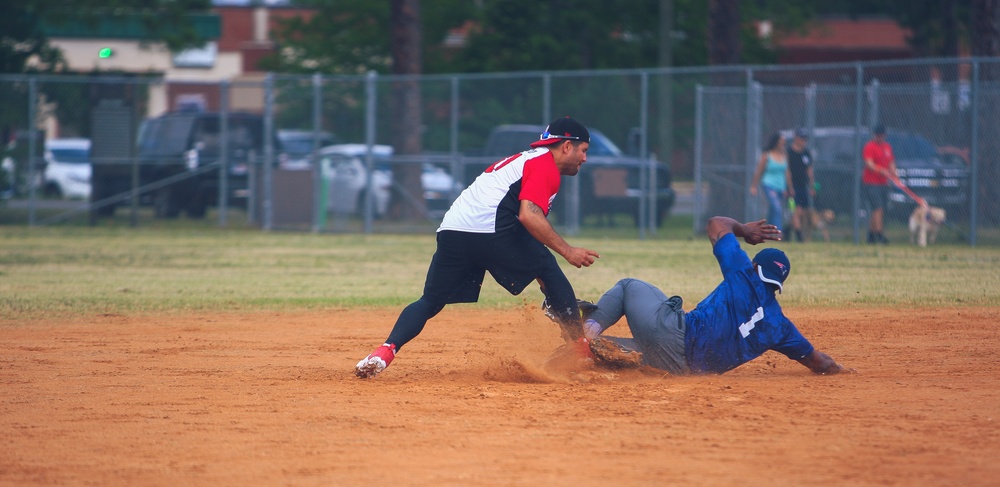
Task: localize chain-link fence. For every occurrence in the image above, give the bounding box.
[2,57,998,245]
[694,57,1000,246]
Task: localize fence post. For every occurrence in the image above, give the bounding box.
[639,72,649,239]
[449,76,462,202]
[693,84,704,236]
[969,59,980,246]
[867,78,881,128]
[805,83,817,131]
[312,72,324,233]
[743,71,761,224]
[852,64,864,244]
[262,73,274,231]
[542,74,551,125]
[27,78,37,226]
[218,80,230,227]
[363,70,377,234]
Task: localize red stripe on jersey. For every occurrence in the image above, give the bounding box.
[438,148,561,233]
[520,152,560,215]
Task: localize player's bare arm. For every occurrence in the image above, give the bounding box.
[749,154,767,196]
[864,156,878,173]
[518,199,599,268]
[797,349,845,375]
[706,216,782,246]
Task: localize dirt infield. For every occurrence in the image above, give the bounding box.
[2,306,998,486]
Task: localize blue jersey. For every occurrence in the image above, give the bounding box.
[683,234,813,374]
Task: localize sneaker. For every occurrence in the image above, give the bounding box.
[578,300,599,320]
[354,343,396,378]
[589,337,644,369]
[541,298,599,322]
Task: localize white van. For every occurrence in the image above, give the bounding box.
[43,138,92,199]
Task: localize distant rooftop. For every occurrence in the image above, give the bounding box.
[776,16,910,51]
[774,16,913,63]
[212,0,291,5]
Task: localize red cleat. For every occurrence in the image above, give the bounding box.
[354,343,397,378]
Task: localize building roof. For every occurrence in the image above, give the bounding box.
[776,17,910,51]
[773,16,913,64]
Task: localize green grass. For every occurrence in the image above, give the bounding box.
[2,222,999,322]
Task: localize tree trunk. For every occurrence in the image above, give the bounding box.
[707,0,741,65]
[389,0,425,220]
[706,0,744,223]
[971,0,1000,56]
[941,0,959,57]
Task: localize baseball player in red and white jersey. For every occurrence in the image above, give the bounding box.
[355,117,601,378]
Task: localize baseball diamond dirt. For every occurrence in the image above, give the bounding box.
[1,305,998,486]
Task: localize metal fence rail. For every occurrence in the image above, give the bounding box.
[1,56,997,245]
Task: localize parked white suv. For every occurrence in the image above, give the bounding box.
[42,138,92,199]
[319,144,461,218]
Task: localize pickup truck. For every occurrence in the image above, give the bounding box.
[782,127,970,217]
[91,111,270,218]
[478,124,675,226]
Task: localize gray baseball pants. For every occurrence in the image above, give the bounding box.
[589,278,690,375]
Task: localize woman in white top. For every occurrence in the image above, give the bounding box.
[750,132,790,233]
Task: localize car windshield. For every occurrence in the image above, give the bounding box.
[588,130,623,157]
[282,137,336,156]
[886,134,938,160]
[811,134,857,165]
[138,117,196,156]
[282,138,316,156]
[49,148,89,164]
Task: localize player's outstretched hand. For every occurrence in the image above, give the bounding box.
[564,247,600,268]
[741,219,782,245]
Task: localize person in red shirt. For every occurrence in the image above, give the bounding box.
[861,124,898,244]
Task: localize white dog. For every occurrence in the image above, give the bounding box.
[909,205,946,247]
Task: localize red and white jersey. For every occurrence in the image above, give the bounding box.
[438,148,561,233]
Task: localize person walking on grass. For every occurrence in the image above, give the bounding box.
[355,117,600,378]
[861,124,898,244]
[750,132,790,233]
[786,128,816,242]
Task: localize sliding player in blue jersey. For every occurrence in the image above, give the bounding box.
[581,216,846,375]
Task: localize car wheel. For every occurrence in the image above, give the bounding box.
[43,182,63,199]
[90,177,116,217]
[153,187,181,219]
[185,197,208,219]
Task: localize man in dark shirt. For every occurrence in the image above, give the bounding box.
[786,128,814,242]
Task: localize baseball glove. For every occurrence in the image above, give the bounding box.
[588,337,644,369]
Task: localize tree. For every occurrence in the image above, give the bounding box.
[1,0,211,74]
[261,0,474,75]
[0,0,211,196]
[971,0,1000,56]
[707,0,741,65]
[812,0,970,58]
[388,0,425,220]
